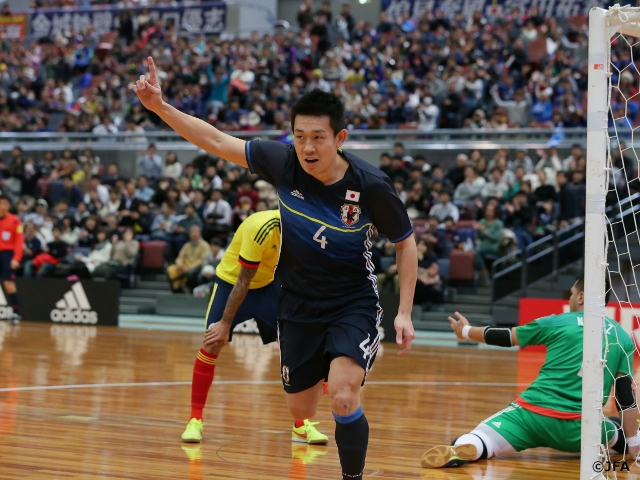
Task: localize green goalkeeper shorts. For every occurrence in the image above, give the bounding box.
[481,402,617,452]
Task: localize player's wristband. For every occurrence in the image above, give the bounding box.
[461,325,472,339]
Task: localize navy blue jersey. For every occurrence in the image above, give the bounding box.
[246,140,412,311]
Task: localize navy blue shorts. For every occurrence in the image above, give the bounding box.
[0,250,16,281]
[205,278,278,344]
[278,290,382,394]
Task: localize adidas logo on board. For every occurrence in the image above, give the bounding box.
[50,282,98,324]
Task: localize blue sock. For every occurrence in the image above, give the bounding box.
[9,292,19,315]
[333,406,368,480]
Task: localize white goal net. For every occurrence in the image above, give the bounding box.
[585,5,640,479]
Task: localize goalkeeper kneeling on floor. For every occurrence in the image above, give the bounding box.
[422,271,640,468]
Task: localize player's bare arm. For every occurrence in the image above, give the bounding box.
[133,57,247,167]
[448,312,520,347]
[203,265,258,346]
[394,234,418,355]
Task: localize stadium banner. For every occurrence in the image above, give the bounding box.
[0,14,27,40]
[9,278,119,326]
[382,0,614,21]
[29,2,226,40]
[519,298,640,354]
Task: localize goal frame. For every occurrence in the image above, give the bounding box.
[582,6,639,479]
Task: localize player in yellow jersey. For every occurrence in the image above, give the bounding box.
[181,209,328,445]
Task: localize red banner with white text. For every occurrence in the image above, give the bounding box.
[0,14,26,40]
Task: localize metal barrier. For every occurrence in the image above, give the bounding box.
[0,127,591,141]
[0,127,594,159]
[491,193,640,303]
[491,248,524,302]
[492,221,585,302]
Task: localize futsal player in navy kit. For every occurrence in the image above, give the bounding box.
[134,59,418,480]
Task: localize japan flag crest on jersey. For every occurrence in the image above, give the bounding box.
[345,190,360,202]
[341,204,361,227]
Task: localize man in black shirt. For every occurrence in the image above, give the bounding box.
[504,191,534,250]
[445,154,469,189]
[134,62,417,480]
[557,171,580,224]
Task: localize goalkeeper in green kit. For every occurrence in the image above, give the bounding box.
[422,273,640,468]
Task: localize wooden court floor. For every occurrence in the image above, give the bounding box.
[0,322,637,479]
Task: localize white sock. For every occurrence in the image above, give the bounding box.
[454,433,484,460]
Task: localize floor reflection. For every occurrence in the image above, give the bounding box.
[50,324,97,367]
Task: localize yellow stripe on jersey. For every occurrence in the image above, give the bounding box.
[215,210,281,289]
[278,197,372,233]
[204,281,219,329]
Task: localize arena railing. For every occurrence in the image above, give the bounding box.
[491,193,640,304]
[0,128,593,151]
[491,220,586,303]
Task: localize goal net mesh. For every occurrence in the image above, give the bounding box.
[601,6,640,477]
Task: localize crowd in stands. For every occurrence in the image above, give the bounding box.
[3,137,595,309]
[372,141,594,309]
[6,142,281,295]
[2,2,614,135]
[3,2,623,309]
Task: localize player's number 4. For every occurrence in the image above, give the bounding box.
[313,226,328,249]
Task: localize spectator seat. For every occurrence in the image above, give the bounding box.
[449,250,475,281]
[141,240,166,270]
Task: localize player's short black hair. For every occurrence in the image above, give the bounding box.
[291,89,346,135]
[0,195,10,204]
[575,271,611,304]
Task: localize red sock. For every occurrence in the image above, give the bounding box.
[190,349,218,420]
[294,419,305,428]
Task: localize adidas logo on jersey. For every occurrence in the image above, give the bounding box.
[50,282,98,324]
[290,190,305,200]
[492,422,501,428]
[0,287,14,319]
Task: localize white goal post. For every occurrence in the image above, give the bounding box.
[583,5,640,479]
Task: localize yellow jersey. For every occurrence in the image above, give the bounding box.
[215,210,280,289]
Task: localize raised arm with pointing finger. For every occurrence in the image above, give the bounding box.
[133,57,248,167]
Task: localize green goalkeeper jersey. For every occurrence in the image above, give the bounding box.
[515,311,634,418]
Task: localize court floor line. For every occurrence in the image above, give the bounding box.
[0,380,529,393]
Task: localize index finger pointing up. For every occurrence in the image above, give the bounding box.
[148,56,157,83]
